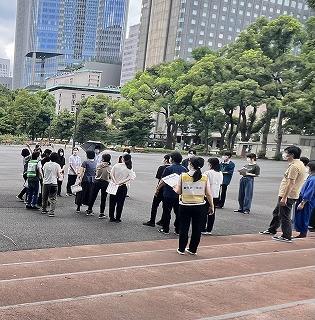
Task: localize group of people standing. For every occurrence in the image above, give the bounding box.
[17,144,314,255]
[17,145,135,221]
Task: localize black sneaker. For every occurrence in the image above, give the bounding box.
[259,230,276,235]
[272,235,292,243]
[143,221,155,227]
[156,220,163,226]
[41,210,48,214]
[86,210,94,216]
[25,205,32,209]
[234,209,243,213]
[48,212,55,217]
[243,210,250,214]
[115,219,121,223]
[98,214,107,219]
[158,228,169,235]
[109,218,116,222]
[16,195,24,202]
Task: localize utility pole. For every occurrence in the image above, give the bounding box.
[72,103,80,149]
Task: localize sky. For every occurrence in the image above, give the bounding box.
[0,0,142,72]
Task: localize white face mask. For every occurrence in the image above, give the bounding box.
[246,158,252,163]
[95,149,100,154]
[188,164,195,172]
[73,151,78,156]
[60,152,64,157]
[222,156,228,161]
[282,152,288,161]
[188,153,194,159]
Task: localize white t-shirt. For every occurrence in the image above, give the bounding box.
[68,155,82,175]
[204,169,223,198]
[111,163,135,185]
[43,161,61,185]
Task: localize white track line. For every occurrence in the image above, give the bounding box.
[0,248,314,283]
[198,298,315,320]
[0,266,314,310]
[1,238,312,266]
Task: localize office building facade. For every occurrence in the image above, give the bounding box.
[13,0,128,89]
[120,24,140,85]
[137,0,313,71]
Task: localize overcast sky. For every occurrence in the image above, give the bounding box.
[0,0,142,72]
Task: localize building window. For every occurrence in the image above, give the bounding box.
[231,8,236,13]
[212,13,216,18]
[246,11,251,16]
[213,4,218,9]
[208,41,213,46]
[239,10,243,14]
[219,34,224,39]
[270,7,274,12]
[192,9,197,15]
[202,12,207,17]
[255,4,260,9]
[191,19,196,24]
[211,23,215,28]
[188,47,192,52]
[228,35,232,40]
[218,43,222,48]
[222,15,226,20]
[209,32,214,37]
[193,0,198,5]
[189,38,193,43]
[228,27,233,31]
[190,29,194,33]
[220,25,225,30]
[201,21,206,26]
[223,6,227,11]
[203,2,208,7]
[200,30,205,35]
[199,40,204,45]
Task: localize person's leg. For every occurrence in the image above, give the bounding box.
[201,201,209,232]
[268,198,281,234]
[67,174,77,194]
[178,206,191,252]
[31,179,39,207]
[173,198,180,234]
[42,184,49,212]
[207,199,218,232]
[49,185,58,215]
[99,181,108,214]
[243,178,254,212]
[115,185,128,221]
[88,182,100,211]
[161,197,173,233]
[189,206,203,253]
[238,178,245,211]
[219,184,228,208]
[149,192,163,223]
[26,180,35,206]
[109,194,117,221]
[57,180,62,196]
[279,198,295,240]
[309,207,315,229]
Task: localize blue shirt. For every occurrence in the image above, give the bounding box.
[162,163,187,198]
[300,175,315,209]
[220,161,235,185]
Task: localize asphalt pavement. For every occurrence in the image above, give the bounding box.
[0,145,289,252]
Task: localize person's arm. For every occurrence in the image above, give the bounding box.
[57,164,63,180]
[205,180,214,215]
[155,167,168,196]
[246,165,260,177]
[297,180,314,210]
[224,162,235,175]
[37,162,43,180]
[26,144,33,153]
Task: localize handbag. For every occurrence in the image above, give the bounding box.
[71,184,82,194]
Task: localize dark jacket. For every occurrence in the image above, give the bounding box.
[220,161,235,186]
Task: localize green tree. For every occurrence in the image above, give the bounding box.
[51,110,75,141]
[306,0,315,9]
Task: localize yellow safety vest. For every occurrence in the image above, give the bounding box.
[181,173,207,205]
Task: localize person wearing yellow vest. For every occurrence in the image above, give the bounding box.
[174,157,214,255]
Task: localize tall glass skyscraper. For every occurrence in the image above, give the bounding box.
[13,0,128,89]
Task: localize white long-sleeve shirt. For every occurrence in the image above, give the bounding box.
[111,163,135,185]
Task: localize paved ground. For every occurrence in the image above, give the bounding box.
[0,145,290,252]
[0,234,314,319]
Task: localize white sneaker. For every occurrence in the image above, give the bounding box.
[177,249,185,255]
[201,231,212,235]
[185,248,197,255]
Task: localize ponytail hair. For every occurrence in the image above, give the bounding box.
[123,154,132,170]
[189,157,204,182]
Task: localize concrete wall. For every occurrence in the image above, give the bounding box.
[84,62,121,87]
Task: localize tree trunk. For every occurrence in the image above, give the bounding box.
[274,109,284,159]
[165,121,173,149]
[204,120,209,154]
[260,112,272,158]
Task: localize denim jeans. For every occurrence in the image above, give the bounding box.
[238,176,254,212]
[27,178,39,207]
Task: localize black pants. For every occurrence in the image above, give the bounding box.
[149,190,163,223]
[18,173,28,199]
[268,197,296,239]
[67,174,77,194]
[57,180,63,196]
[161,197,180,233]
[109,184,127,221]
[178,204,204,253]
[202,198,219,232]
[88,180,109,213]
[42,184,58,213]
[218,184,228,208]
[309,208,315,228]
